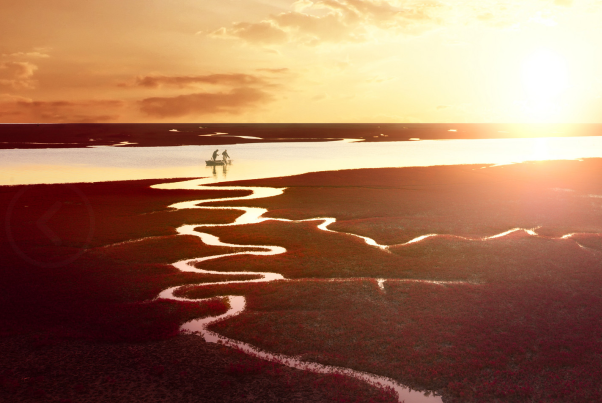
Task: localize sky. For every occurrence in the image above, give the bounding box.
[1,0,602,123]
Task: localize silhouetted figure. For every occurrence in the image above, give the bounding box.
[222,149,230,163]
[212,149,219,161]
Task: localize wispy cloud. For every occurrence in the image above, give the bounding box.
[121,73,274,89]
[0,61,38,89]
[210,0,580,46]
[123,70,288,118]
[0,95,124,123]
[255,67,290,74]
[1,50,51,58]
[138,87,273,118]
[210,0,444,46]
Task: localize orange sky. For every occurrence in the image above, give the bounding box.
[1,0,602,123]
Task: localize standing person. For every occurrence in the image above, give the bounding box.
[222,149,230,164]
[212,149,219,161]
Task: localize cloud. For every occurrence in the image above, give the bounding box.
[366,75,396,84]
[122,73,273,89]
[138,87,273,118]
[464,0,579,29]
[211,21,289,45]
[0,95,124,123]
[211,0,583,46]
[256,67,290,74]
[0,93,31,103]
[0,61,38,89]
[123,70,288,118]
[1,50,50,58]
[311,92,329,101]
[210,0,443,46]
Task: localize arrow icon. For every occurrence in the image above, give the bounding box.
[36,201,63,246]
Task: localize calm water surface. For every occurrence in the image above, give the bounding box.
[2,136,602,186]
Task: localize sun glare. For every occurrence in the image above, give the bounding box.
[531,137,551,160]
[521,49,569,122]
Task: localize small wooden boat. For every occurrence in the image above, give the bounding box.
[206,160,232,166]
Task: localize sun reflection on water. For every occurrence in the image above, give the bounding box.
[2,136,602,186]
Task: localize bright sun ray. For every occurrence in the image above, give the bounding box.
[521,49,569,122]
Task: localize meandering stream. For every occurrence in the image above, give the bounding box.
[150,177,600,403]
[153,179,446,403]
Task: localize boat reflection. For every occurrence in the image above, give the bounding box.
[209,160,231,180]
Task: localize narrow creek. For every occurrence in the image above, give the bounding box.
[152,178,446,403]
[151,177,600,403]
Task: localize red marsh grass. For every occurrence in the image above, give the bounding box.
[213,159,602,244]
[0,178,251,340]
[3,160,602,402]
[197,219,420,280]
[194,218,601,284]
[0,333,396,403]
[185,239,602,402]
[0,176,397,402]
[185,159,602,402]
[1,178,249,248]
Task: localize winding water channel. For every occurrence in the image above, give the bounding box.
[153,179,448,403]
[150,178,600,403]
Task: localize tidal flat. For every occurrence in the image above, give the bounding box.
[2,157,602,402]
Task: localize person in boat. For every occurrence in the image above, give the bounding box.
[222,149,230,163]
[212,149,219,161]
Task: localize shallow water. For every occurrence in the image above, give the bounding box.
[2,136,602,186]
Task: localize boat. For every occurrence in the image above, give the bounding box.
[206,160,232,166]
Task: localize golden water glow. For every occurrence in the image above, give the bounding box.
[3,137,602,186]
[530,137,551,160]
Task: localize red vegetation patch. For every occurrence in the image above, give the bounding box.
[201,262,602,401]
[181,230,602,402]
[198,219,416,279]
[99,233,266,265]
[195,219,601,284]
[216,159,602,244]
[388,232,600,282]
[570,233,602,252]
[0,334,397,403]
[0,178,249,341]
[1,178,247,248]
[3,161,602,401]
[223,354,396,402]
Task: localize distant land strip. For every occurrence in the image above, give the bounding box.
[1,123,602,149]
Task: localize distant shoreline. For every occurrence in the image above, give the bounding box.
[1,123,602,149]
